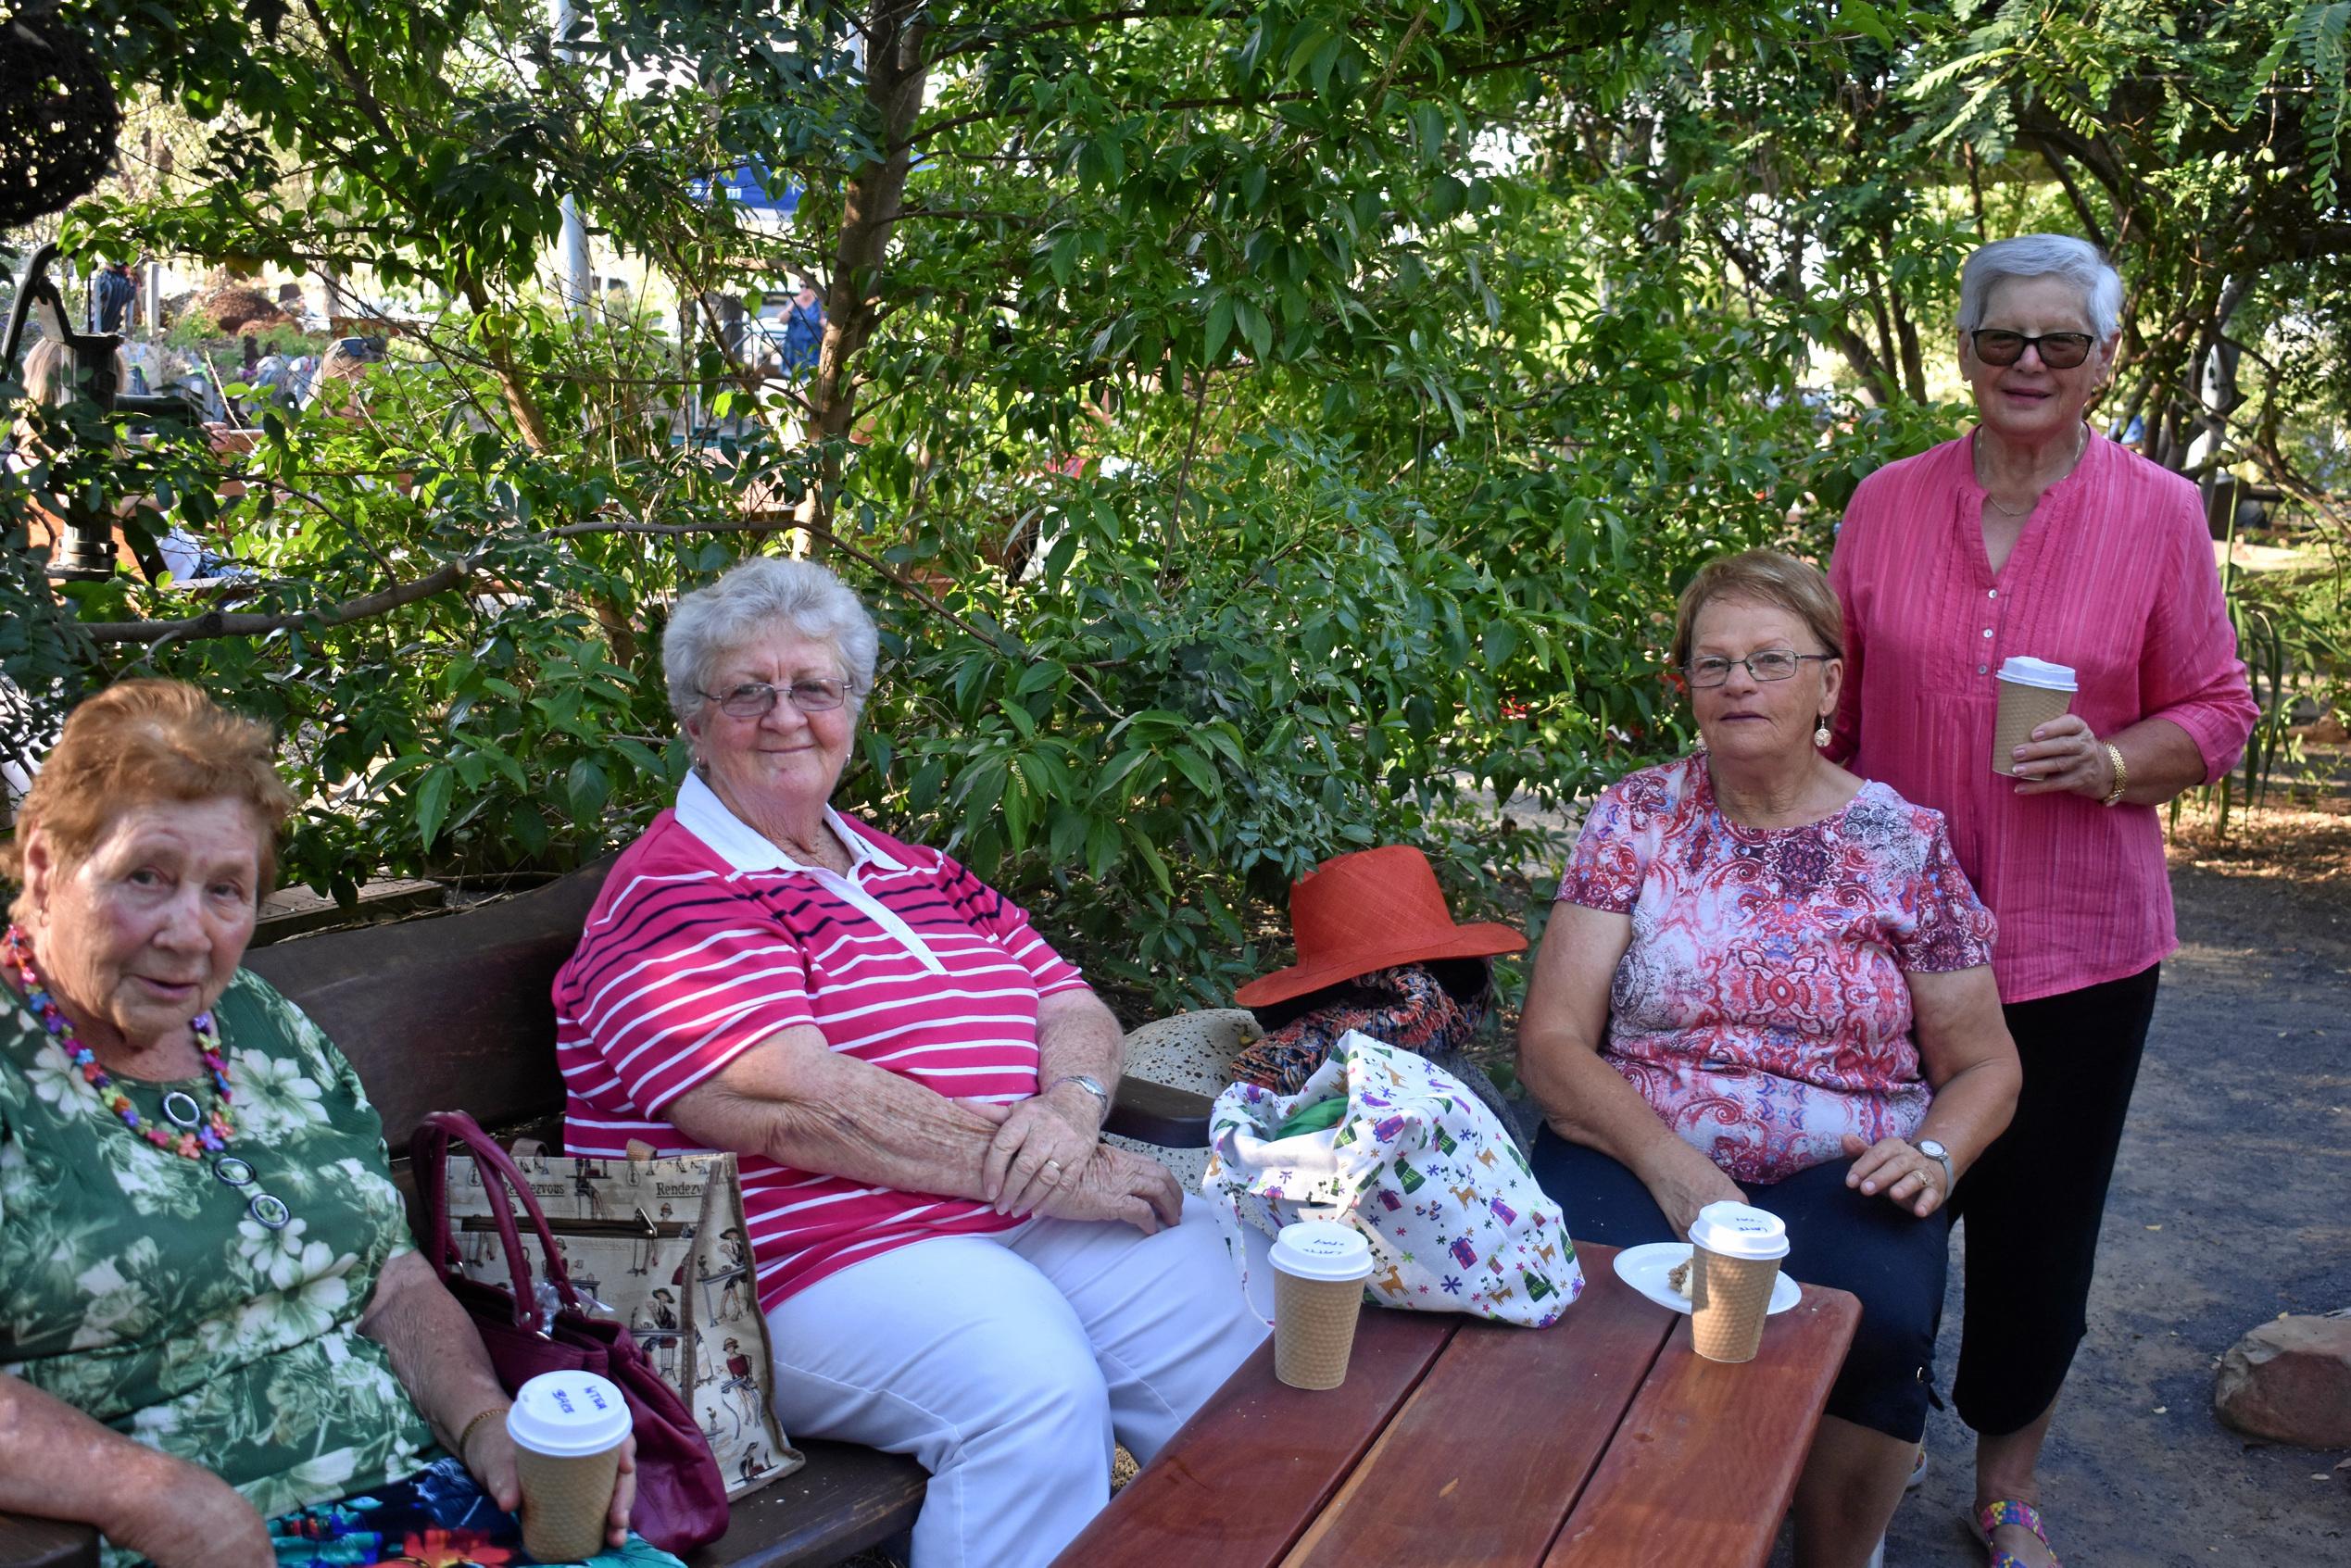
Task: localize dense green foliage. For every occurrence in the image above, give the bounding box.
[6,1,2347,1005]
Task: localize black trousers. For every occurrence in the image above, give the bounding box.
[1950,962,2161,1436]
[1531,1129,1949,1441]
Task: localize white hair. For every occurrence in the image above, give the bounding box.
[660,556,879,724]
[1957,234,2123,343]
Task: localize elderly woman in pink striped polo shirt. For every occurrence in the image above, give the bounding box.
[553,558,1264,1568]
[1829,233,2259,1568]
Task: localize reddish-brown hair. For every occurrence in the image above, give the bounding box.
[1669,548,1845,671]
[2,681,295,922]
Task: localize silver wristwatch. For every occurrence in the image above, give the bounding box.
[1048,1073,1112,1118]
[1915,1138,1954,1191]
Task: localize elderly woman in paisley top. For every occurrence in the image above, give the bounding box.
[553,557,1264,1568]
[1519,551,2021,1568]
[0,681,654,1568]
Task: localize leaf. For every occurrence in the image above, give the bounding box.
[1203,293,1235,366]
[565,758,610,824]
[1013,659,1066,696]
[1167,746,1218,796]
[1127,827,1174,895]
[414,766,454,851]
[1234,297,1273,360]
[1837,0,1894,49]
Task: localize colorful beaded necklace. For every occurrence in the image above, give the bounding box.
[2,923,236,1159]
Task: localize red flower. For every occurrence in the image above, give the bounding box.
[400,1528,514,1566]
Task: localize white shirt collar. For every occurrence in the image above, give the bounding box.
[673,771,903,875]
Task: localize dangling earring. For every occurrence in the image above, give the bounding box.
[1814,717,1832,747]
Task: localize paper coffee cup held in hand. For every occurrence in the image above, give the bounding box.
[1686,1201,1789,1364]
[1270,1220,1374,1391]
[508,1370,631,1561]
[1992,656,2079,777]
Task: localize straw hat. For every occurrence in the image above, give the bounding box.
[1233,846,1526,1009]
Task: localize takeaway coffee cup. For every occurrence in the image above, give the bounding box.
[1993,657,2079,777]
[507,1370,631,1561]
[1686,1201,1790,1364]
[1270,1220,1375,1390]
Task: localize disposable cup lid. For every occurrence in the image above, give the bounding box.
[1688,1201,1790,1261]
[1995,656,2078,692]
[507,1370,632,1456]
[1270,1220,1373,1282]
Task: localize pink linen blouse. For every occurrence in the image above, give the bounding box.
[1559,754,1998,1185]
[1828,431,2259,1003]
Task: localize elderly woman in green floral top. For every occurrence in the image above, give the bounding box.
[0,681,660,1568]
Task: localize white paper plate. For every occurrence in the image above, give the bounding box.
[1613,1241,1801,1316]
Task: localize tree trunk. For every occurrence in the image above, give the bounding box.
[800,0,933,553]
[1891,289,1927,406]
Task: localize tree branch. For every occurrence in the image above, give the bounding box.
[78,556,479,643]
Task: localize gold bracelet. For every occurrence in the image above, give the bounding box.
[456,1403,511,1461]
[2100,742,2129,807]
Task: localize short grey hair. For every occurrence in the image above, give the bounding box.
[661,556,879,724]
[1957,234,2123,343]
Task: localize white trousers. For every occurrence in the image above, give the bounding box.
[764,1195,1268,1568]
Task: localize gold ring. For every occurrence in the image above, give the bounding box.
[1044,1159,1062,1173]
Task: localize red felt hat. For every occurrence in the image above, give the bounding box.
[1233,845,1527,1010]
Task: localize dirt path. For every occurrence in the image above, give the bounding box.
[1874,809,2351,1566]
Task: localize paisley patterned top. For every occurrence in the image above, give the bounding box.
[1559,753,1998,1184]
[0,969,434,1558]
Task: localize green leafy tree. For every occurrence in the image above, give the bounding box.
[15,0,2337,999]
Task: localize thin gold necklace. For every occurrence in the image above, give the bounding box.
[1979,423,2087,518]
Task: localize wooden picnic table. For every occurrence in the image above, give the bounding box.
[1053,1240,1860,1568]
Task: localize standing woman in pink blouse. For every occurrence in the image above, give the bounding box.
[1829,233,2259,1568]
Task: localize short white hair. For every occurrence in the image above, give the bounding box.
[660,556,879,724]
[1957,234,2123,343]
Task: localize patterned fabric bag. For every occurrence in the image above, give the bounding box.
[1203,1029,1582,1327]
[444,1142,801,1498]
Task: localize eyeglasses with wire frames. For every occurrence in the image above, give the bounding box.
[698,677,854,719]
[1968,329,2096,370]
[1685,650,1835,688]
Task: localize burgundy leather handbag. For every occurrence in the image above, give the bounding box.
[411,1110,731,1553]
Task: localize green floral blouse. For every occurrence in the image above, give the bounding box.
[0,969,434,1553]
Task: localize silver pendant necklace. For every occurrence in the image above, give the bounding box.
[1979,423,2087,519]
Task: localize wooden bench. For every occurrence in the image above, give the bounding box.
[0,861,1214,1568]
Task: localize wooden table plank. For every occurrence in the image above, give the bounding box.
[1541,1282,1862,1568]
[1050,1306,1457,1568]
[1281,1242,1674,1568]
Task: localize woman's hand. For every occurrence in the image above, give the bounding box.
[1037,1144,1184,1235]
[107,1454,273,1568]
[2009,713,2112,798]
[974,1089,1101,1216]
[1842,1134,1947,1217]
[1645,1147,1747,1239]
[460,1423,638,1548]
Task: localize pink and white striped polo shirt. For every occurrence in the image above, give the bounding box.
[555,773,1088,1309]
[1829,430,2258,1004]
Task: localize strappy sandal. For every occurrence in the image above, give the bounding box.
[1977,1499,2063,1568]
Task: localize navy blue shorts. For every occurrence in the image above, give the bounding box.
[1532,1128,1948,1441]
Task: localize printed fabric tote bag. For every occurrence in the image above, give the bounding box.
[439,1134,802,1499]
[1203,1029,1583,1327]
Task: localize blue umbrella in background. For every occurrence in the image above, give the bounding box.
[692,161,802,218]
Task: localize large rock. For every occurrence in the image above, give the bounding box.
[2212,1315,2351,1447]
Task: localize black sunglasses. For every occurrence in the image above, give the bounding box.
[1969,329,2096,370]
